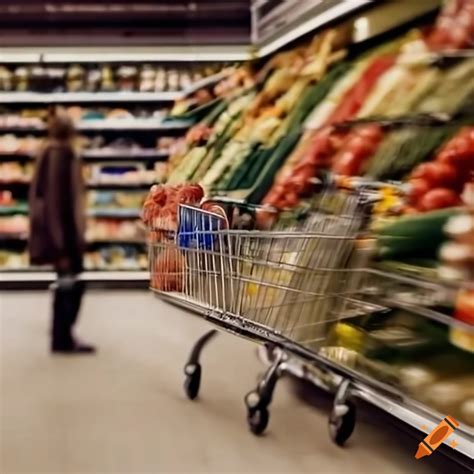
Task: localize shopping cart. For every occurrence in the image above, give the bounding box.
[148,180,377,432]
[147,181,473,464]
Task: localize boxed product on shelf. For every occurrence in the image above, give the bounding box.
[0,134,41,154]
[0,114,44,130]
[0,84,186,274]
[0,62,233,94]
[85,218,145,242]
[0,162,33,182]
[84,245,147,271]
[84,162,158,186]
[0,215,29,235]
[0,249,28,269]
[87,190,147,211]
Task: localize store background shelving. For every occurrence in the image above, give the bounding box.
[0,64,237,281]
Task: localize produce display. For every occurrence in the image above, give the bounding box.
[406,127,474,212]
[156,0,474,284]
[163,0,473,217]
[166,29,349,196]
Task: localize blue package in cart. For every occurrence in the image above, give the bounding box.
[177,204,227,250]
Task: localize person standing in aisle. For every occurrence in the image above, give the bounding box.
[28,106,95,354]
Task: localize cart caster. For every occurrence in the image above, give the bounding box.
[247,406,269,435]
[182,330,217,401]
[328,400,356,446]
[183,363,201,400]
[245,349,284,436]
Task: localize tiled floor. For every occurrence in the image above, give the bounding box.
[0,290,469,473]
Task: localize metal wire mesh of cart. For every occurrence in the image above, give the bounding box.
[148,181,379,345]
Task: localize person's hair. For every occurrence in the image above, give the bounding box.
[47,106,75,142]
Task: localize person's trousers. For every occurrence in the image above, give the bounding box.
[52,274,85,349]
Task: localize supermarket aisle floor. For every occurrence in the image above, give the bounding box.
[0,290,468,474]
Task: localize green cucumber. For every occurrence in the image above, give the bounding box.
[246,130,302,203]
[225,146,264,190]
[238,146,276,190]
[376,207,461,238]
[375,207,461,259]
[286,62,351,135]
[215,142,260,190]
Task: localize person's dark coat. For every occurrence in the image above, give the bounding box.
[28,142,85,269]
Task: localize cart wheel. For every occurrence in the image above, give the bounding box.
[183,363,201,400]
[247,406,269,436]
[328,401,356,446]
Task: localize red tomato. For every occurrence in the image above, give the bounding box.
[468,128,474,142]
[434,163,458,186]
[281,191,299,209]
[356,126,384,147]
[333,151,360,176]
[344,135,373,157]
[438,150,474,170]
[408,179,430,205]
[451,135,471,154]
[411,162,458,187]
[418,188,461,211]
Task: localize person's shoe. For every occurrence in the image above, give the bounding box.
[51,340,96,354]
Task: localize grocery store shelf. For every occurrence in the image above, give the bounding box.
[87,239,145,246]
[0,233,28,242]
[352,382,474,461]
[77,119,191,132]
[0,150,169,162]
[0,70,234,104]
[0,45,250,64]
[0,270,149,289]
[87,209,141,219]
[86,182,154,190]
[0,181,31,189]
[0,204,29,215]
[0,152,34,161]
[0,120,191,134]
[0,91,181,104]
[82,149,169,161]
[0,127,44,134]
